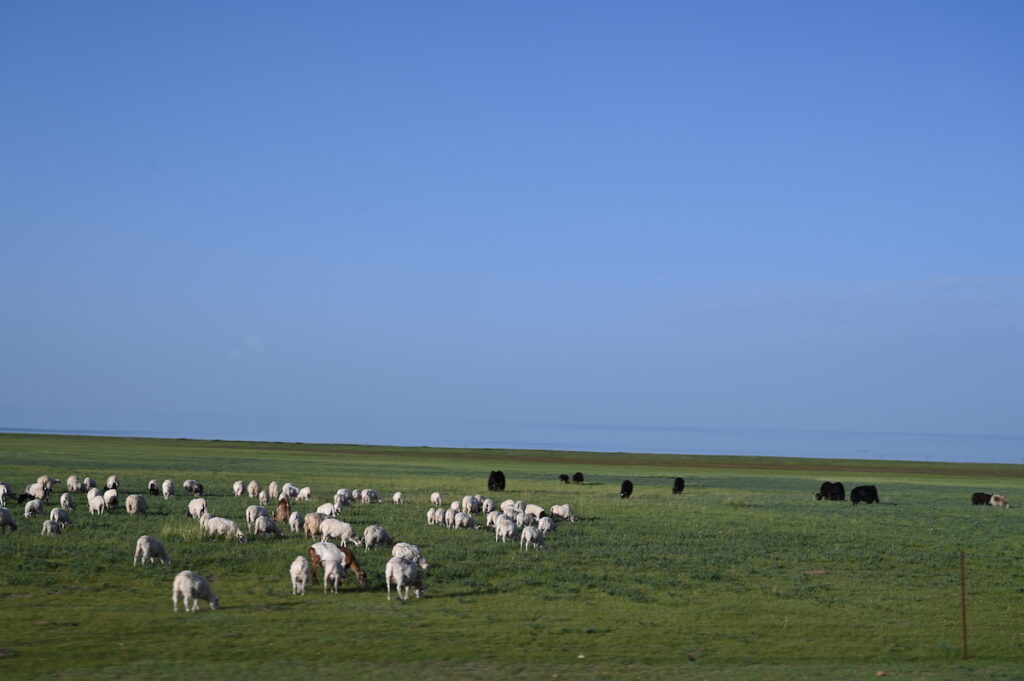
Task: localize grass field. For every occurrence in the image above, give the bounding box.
[1,433,1022,681]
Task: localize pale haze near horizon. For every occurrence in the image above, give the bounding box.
[2,3,1022,463]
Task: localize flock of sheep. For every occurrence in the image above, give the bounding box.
[0,473,582,611]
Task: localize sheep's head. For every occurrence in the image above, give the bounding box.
[209,596,220,610]
[355,569,369,588]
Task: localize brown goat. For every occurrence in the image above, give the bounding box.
[274,498,291,524]
[307,544,369,588]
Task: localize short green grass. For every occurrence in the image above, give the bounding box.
[1,433,1023,681]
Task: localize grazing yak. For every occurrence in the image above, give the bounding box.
[559,474,570,484]
[620,480,633,499]
[487,470,506,492]
[971,492,992,506]
[672,477,685,494]
[572,472,585,484]
[850,485,879,504]
[817,481,846,501]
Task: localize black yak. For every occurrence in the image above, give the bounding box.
[850,485,879,504]
[572,472,584,484]
[818,481,845,501]
[971,492,992,505]
[558,474,570,484]
[620,480,633,499]
[672,477,685,494]
[487,470,506,492]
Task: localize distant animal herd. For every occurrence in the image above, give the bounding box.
[0,470,1012,612]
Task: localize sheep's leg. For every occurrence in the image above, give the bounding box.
[387,580,391,600]
[172,591,179,612]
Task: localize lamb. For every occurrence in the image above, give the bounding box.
[125,494,149,515]
[392,491,404,505]
[203,516,246,542]
[60,492,76,511]
[494,515,517,543]
[245,505,269,531]
[303,512,327,539]
[319,518,362,547]
[385,556,425,601]
[105,475,119,491]
[103,488,119,510]
[40,519,62,535]
[24,498,44,518]
[550,504,576,522]
[520,525,544,551]
[0,507,18,532]
[49,507,72,528]
[296,486,313,501]
[289,555,310,595]
[162,479,175,500]
[288,511,304,534]
[253,516,285,538]
[537,516,556,534]
[171,571,219,612]
[392,542,429,570]
[430,492,442,507]
[134,535,172,566]
[247,480,260,498]
[524,503,546,518]
[187,497,209,519]
[88,495,106,515]
[362,524,395,549]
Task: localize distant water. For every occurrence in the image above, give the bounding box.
[2,407,1022,464]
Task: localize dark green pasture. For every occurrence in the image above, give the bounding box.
[1,433,1022,680]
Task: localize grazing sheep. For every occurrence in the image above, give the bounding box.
[24,498,44,518]
[334,489,354,507]
[245,505,269,531]
[41,519,62,536]
[322,558,344,594]
[162,479,175,500]
[363,525,395,549]
[125,494,149,515]
[430,492,442,507]
[258,490,270,506]
[49,507,72,528]
[499,499,517,514]
[290,556,310,595]
[320,518,362,547]
[232,480,244,496]
[186,497,209,519]
[281,483,299,499]
[520,525,544,551]
[296,486,313,501]
[204,516,246,542]
[37,475,60,493]
[82,477,98,491]
[481,497,495,514]
[385,556,425,600]
[485,510,501,528]
[105,475,119,491]
[990,494,1010,508]
[0,507,18,532]
[171,571,219,612]
[550,504,576,522]
[450,500,461,511]
[267,481,280,501]
[148,479,160,495]
[524,503,546,518]
[494,515,517,543]
[454,512,480,530]
[316,502,337,517]
[27,482,48,500]
[360,489,380,504]
[392,491,404,505]
[67,475,84,493]
[87,487,102,501]
[392,542,430,570]
[87,495,106,515]
[134,535,172,566]
[59,492,75,511]
[308,542,369,589]
[103,488,119,510]
[183,480,203,497]
[515,512,536,527]
[288,511,304,534]
[443,508,457,528]
[537,516,556,534]
[247,480,260,498]
[253,516,285,538]
[461,495,481,514]
[303,512,327,539]
[0,482,11,505]
[426,508,439,525]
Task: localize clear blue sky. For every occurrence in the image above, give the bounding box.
[2,3,1022,459]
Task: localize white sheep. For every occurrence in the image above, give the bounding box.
[40,519,62,535]
[49,507,72,528]
[281,483,299,498]
[303,512,327,539]
[290,556,310,595]
[245,505,269,531]
[60,492,75,511]
[232,480,244,496]
[87,495,105,515]
[187,497,208,519]
[385,556,425,601]
[125,494,148,515]
[362,524,394,549]
[500,499,517,514]
[258,490,270,506]
[516,512,537,527]
[485,510,501,528]
[203,516,246,542]
[182,479,202,496]
[24,498,44,518]
[296,486,313,501]
[550,504,576,522]
[82,477,98,491]
[134,535,172,566]
[537,516,556,534]
[392,542,429,570]
[360,489,380,504]
[481,497,495,514]
[247,480,260,498]
[524,503,546,518]
[103,488,118,510]
[443,508,457,528]
[162,479,175,500]
[171,571,219,612]
[426,508,438,525]
[253,515,285,538]
[461,495,481,514]
[288,511,304,534]
[494,515,516,543]
[320,518,362,547]
[105,474,119,490]
[334,489,354,506]
[430,492,442,507]
[449,500,461,511]
[0,507,18,532]
[66,475,83,493]
[315,502,336,517]
[521,525,544,550]
[454,512,479,530]
[87,487,101,501]
[322,558,344,594]
[27,482,48,500]
[267,481,281,501]
[392,491,404,505]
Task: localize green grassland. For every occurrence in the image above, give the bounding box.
[1,433,1022,681]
